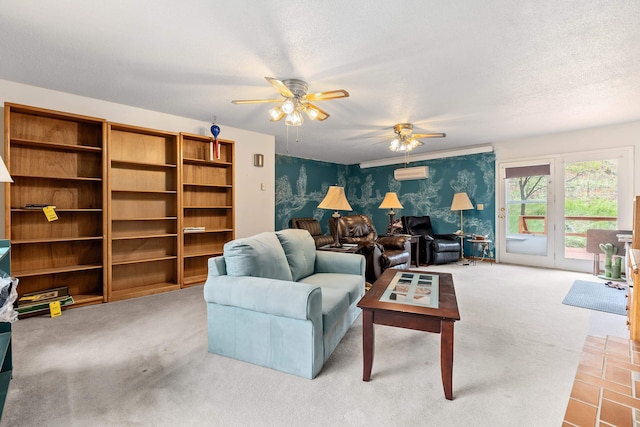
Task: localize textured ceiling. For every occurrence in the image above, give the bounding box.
[1,1,639,164]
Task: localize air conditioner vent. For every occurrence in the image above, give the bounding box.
[393,166,429,181]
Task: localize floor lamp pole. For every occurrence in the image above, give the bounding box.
[459,210,468,263]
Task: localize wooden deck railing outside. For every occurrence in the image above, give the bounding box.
[518,215,617,237]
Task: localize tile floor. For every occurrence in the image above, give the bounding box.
[564,335,640,427]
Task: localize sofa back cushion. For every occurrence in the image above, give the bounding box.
[276,229,317,281]
[223,232,293,281]
[331,214,378,243]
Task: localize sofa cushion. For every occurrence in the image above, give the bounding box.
[299,273,364,306]
[318,287,350,334]
[223,232,293,281]
[276,229,317,281]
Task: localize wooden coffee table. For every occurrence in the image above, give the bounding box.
[357,268,460,400]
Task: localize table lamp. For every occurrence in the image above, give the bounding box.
[318,185,352,247]
[450,192,474,262]
[378,192,403,235]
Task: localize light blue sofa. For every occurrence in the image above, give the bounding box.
[203,229,366,379]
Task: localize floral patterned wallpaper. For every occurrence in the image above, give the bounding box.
[275,152,496,256]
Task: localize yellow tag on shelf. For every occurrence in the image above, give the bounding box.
[43,206,58,222]
[49,301,62,317]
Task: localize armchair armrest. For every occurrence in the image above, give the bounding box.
[315,251,366,276]
[204,275,321,321]
[377,234,411,250]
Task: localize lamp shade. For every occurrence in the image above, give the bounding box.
[450,192,473,211]
[378,192,403,209]
[0,156,13,183]
[318,186,352,211]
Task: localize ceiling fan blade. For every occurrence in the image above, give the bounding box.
[304,89,350,102]
[231,99,281,104]
[303,103,330,121]
[412,133,446,139]
[265,77,294,98]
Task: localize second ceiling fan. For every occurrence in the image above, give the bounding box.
[389,123,446,152]
[231,77,349,126]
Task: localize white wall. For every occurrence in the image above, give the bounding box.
[0,79,275,239]
[493,120,640,184]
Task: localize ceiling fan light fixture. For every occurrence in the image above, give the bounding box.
[304,104,320,120]
[268,106,284,121]
[285,110,303,126]
[281,99,295,114]
[232,77,349,129]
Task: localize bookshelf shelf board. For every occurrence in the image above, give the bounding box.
[112,234,178,241]
[71,293,105,307]
[12,208,102,212]
[183,158,232,166]
[10,138,102,152]
[112,217,178,221]
[12,236,104,245]
[110,282,181,301]
[183,275,208,286]
[182,228,234,234]
[11,174,102,182]
[14,264,103,277]
[111,189,177,195]
[111,159,177,169]
[183,182,232,188]
[184,250,223,258]
[184,205,232,209]
[111,255,177,266]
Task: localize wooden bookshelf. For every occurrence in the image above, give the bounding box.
[107,123,181,301]
[4,103,108,308]
[4,104,236,309]
[180,133,234,286]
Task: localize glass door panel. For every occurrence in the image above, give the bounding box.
[557,158,619,271]
[505,175,548,256]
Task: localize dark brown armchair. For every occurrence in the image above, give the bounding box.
[401,215,460,265]
[330,214,411,282]
[290,217,334,248]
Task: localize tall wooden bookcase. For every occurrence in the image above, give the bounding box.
[3,103,108,307]
[107,123,181,301]
[4,103,236,309]
[180,133,234,286]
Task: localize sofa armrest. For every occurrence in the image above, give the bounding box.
[315,250,366,277]
[204,275,321,321]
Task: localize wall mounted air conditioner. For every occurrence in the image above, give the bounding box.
[394,166,429,181]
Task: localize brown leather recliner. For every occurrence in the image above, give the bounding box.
[330,214,411,282]
[290,217,334,248]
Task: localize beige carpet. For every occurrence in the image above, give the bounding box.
[1,263,628,426]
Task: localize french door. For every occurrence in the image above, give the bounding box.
[498,159,555,268]
[497,148,632,272]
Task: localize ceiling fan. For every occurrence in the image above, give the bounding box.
[389,123,446,152]
[231,77,349,126]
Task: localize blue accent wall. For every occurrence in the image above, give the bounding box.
[275,152,496,257]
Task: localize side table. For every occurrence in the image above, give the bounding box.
[467,239,492,265]
[317,243,364,254]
